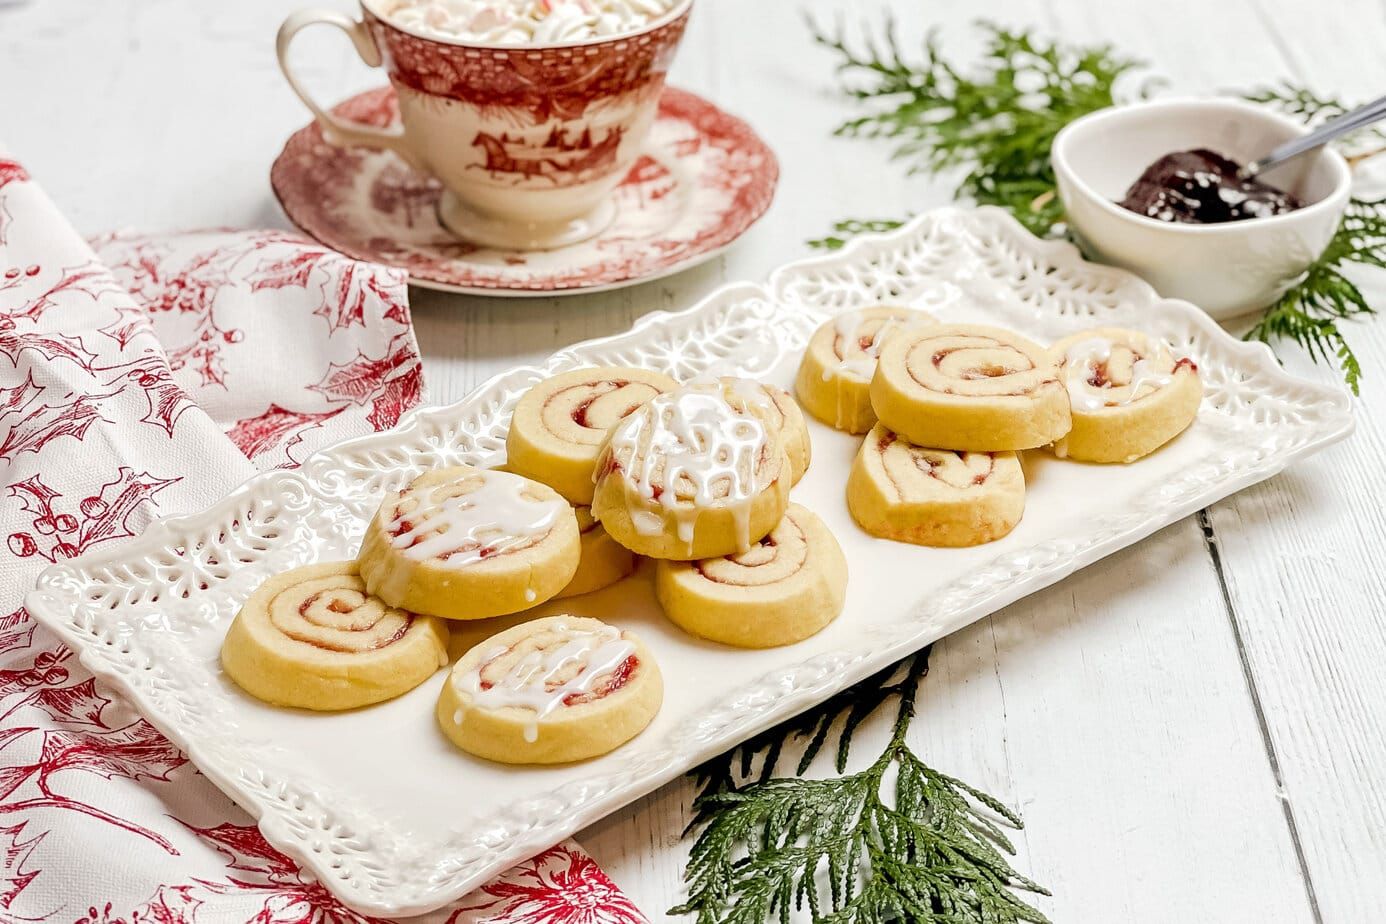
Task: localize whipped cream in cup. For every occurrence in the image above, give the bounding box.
[378,0,681,45]
[277,0,692,250]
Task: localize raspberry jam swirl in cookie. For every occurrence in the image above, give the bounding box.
[655,503,847,648]
[436,615,662,764]
[847,424,1026,547]
[869,323,1071,451]
[507,367,678,505]
[221,562,449,711]
[358,465,580,621]
[1049,328,1204,463]
[795,307,937,434]
[554,505,638,599]
[591,380,790,560]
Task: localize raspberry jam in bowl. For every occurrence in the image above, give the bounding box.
[1053,98,1350,320]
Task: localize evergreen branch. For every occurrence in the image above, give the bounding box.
[674,648,1050,923]
[808,18,1146,238]
[1244,82,1386,148]
[807,218,907,251]
[1246,195,1386,393]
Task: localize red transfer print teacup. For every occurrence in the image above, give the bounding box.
[277,0,692,250]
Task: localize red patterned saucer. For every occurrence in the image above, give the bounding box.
[270,86,778,296]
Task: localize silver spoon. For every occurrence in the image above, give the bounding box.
[1242,92,1386,178]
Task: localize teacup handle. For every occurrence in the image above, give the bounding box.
[276,9,419,167]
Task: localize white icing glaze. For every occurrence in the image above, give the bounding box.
[824,310,929,383]
[388,470,565,566]
[1063,337,1175,412]
[376,0,677,44]
[602,383,768,552]
[454,621,635,742]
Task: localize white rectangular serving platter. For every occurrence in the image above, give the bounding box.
[28,208,1354,917]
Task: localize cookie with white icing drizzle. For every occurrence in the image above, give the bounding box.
[554,505,639,599]
[795,306,937,434]
[655,504,847,648]
[721,378,812,485]
[221,562,449,711]
[436,615,662,764]
[591,380,791,560]
[507,366,679,505]
[869,323,1071,451]
[1048,328,1203,463]
[847,424,1025,547]
[357,465,580,620]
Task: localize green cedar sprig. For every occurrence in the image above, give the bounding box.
[673,649,1050,924]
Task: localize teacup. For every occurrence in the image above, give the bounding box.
[277,0,693,250]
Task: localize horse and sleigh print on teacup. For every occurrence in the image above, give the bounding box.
[279,0,692,249]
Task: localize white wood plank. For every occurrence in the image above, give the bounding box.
[1197,2,1386,920]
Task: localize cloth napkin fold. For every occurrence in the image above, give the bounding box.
[0,150,645,923]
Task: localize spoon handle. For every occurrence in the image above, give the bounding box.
[1245,92,1386,176]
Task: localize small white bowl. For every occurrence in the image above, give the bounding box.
[1052,97,1351,320]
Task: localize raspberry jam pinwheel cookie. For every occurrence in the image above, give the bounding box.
[221,563,449,711]
[795,306,936,434]
[723,378,812,484]
[1049,328,1203,463]
[655,504,847,648]
[436,616,662,764]
[507,367,679,505]
[869,324,1071,451]
[358,466,580,621]
[847,425,1025,547]
[555,505,639,599]
[592,381,791,560]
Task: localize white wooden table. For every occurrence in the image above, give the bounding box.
[4,0,1384,919]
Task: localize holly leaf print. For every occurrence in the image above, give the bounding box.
[4,475,58,519]
[367,365,424,432]
[1,262,123,327]
[23,679,110,729]
[309,346,415,406]
[245,248,397,333]
[75,468,181,551]
[0,610,34,658]
[0,822,43,913]
[0,330,99,372]
[39,720,186,784]
[227,404,345,462]
[0,394,110,462]
[74,883,206,924]
[0,372,42,417]
[186,822,303,882]
[109,358,196,436]
[317,262,393,333]
[97,304,153,351]
[0,760,40,808]
[382,296,410,327]
[168,337,228,389]
[451,844,648,924]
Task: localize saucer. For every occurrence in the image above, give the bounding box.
[270,86,778,297]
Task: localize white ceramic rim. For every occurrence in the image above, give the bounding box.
[1052,96,1353,236]
[359,0,694,50]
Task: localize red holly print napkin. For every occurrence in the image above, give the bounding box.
[0,150,647,923]
[91,229,425,466]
